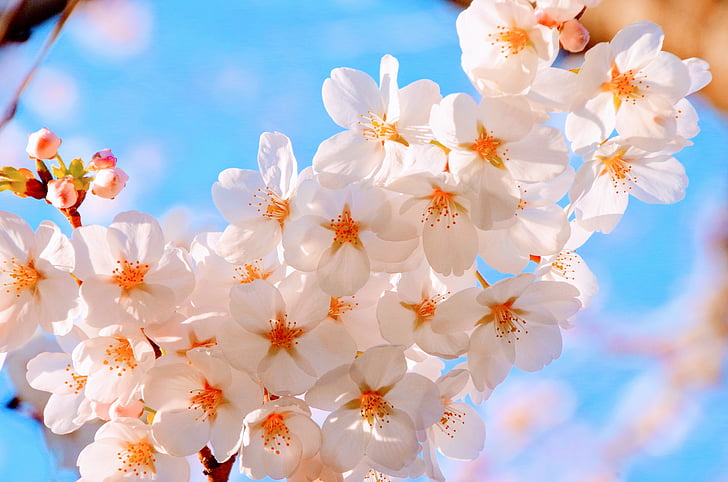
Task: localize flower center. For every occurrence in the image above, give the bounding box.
[359,390,393,428]
[233,259,271,284]
[601,65,646,108]
[328,296,358,321]
[1,257,41,297]
[489,25,530,57]
[359,111,407,146]
[250,188,290,226]
[63,363,87,394]
[551,251,579,281]
[116,439,156,476]
[469,130,505,168]
[491,301,528,342]
[267,316,304,349]
[329,207,361,247]
[403,293,448,328]
[188,382,223,422]
[112,260,149,290]
[262,412,292,455]
[598,148,636,192]
[103,338,139,375]
[423,188,461,230]
[365,470,391,482]
[438,403,466,440]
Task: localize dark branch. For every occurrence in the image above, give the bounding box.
[0,0,69,44]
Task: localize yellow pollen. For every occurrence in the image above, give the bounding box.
[491,301,528,342]
[112,260,149,290]
[438,403,467,439]
[2,257,41,297]
[63,363,87,394]
[359,391,393,428]
[188,382,223,422]
[469,130,506,168]
[102,338,139,376]
[329,207,361,247]
[261,412,292,455]
[601,65,647,109]
[358,111,407,146]
[249,188,290,226]
[116,439,156,476]
[267,316,304,349]
[233,259,271,284]
[598,148,636,192]
[328,296,358,321]
[488,25,530,57]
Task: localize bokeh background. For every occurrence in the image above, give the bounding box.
[0,1,726,481]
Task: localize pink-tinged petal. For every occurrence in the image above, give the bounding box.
[218,321,268,373]
[216,219,280,265]
[477,273,535,305]
[640,52,690,100]
[398,79,441,129]
[529,67,578,112]
[615,95,676,146]
[479,227,530,274]
[258,132,297,197]
[565,92,616,155]
[423,437,446,482]
[35,221,74,270]
[43,393,88,434]
[230,280,285,330]
[71,224,116,278]
[513,322,563,371]
[386,373,441,429]
[511,205,570,256]
[259,349,317,396]
[430,93,480,148]
[286,412,322,459]
[571,161,629,234]
[125,280,177,323]
[212,168,265,224]
[317,243,370,297]
[78,278,124,327]
[612,21,664,72]
[297,322,356,375]
[26,352,74,393]
[33,274,78,334]
[377,292,417,347]
[423,208,477,277]
[379,54,400,121]
[209,404,245,462]
[431,287,484,334]
[629,156,687,204]
[320,408,369,472]
[468,324,514,391]
[436,369,470,400]
[282,216,332,272]
[479,96,534,143]
[323,67,383,129]
[110,211,165,264]
[683,57,712,95]
[152,407,211,456]
[0,303,38,351]
[151,454,190,481]
[224,369,263,415]
[469,166,520,230]
[414,325,469,359]
[366,408,419,471]
[432,401,485,460]
[141,363,201,411]
[0,211,33,258]
[306,364,359,411]
[242,424,303,480]
[313,130,383,189]
[187,349,232,388]
[363,232,418,267]
[144,247,194,300]
[78,439,125,479]
[505,125,568,182]
[350,345,407,390]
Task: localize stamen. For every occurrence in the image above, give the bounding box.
[359,391,393,428]
[601,65,647,109]
[423,188,460,229]
[551,250,580,281]
[267,315,304,349]
[358,111,407,146]
[328,296,358,321]
[112,260,149,290]
[469,129,508,168]
[1,257,41,297]
[597,148,636,193]
[491,301,528,343]
[261,412,292,455]
[249,188,290,226]
[116,439,156,476]
[329,207,361,247]
[102,338,139,376]
[438,402,467,439]
[188,382,223,422]
[402,293,449,327]
[233,258,271,284]
[63,363,87,395]
[488,25,531,57]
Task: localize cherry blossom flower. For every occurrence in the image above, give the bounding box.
[457,0,559,95]
[433,274,581,390]
[0,211,78,352]
[142,348,263,461]
[306,345,441,473]
[569,137,688,233]
[77,417,189,481]
[219,275,355,396]
[240,397,322,480]
[565,21,693,154]
[313,54,440,188]
[212,132,302,264]
[72,211,195,327]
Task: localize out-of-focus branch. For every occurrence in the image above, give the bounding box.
[0,0,69,44]
[198,446,236,482]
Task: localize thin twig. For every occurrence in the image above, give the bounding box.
[0,0,81,132]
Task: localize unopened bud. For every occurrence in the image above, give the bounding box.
[88,149,117,170]
[26,127,62,159]
[535,9,559,28]
[92,167,128,199]
[560,19,590,53]
[46,177,78,208]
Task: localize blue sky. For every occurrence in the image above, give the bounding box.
[0,0,726,480]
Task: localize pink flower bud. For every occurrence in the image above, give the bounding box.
[109,399,144,420]
[88,148,117,170]
[535,9,559,28]
[560,19,590,53]
[46,177,78,208]
[91,167,129,199]
[26,127,62,159]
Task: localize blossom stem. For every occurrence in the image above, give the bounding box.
[475,270,490,288]
[198,446,236,482]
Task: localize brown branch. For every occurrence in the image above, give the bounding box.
[198,446,236,482]
[0,0,69,44]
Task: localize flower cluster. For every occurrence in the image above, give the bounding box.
[0,0,710,480]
